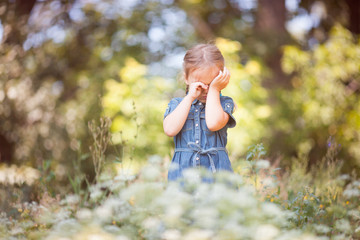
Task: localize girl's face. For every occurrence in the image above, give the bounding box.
[185,66,221,103]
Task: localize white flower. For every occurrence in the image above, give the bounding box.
[335,219,351,234]
[337,174,350,181]
[10,227,24,235]
[256,159,270,169]
[168,162,180,171]
[254,224,279,240]
[148,155,162,165]
[261,202,283,218]
[94,205,112,222]
[343,188,360,198]
[183,229,213,240]
[114,173,136,182]
[262,177,275,187]
[90,188,103,201]
[313,224,331,234]
[347,209,360,220]
[140,165,161,181]
[166,204,184,219]
[142,217,161,229]
[54,219,80,234]
[161,229,181,240]
[190,207,219,228]
[76,208,93,221]
[115,235,130,240]
[183,168,201,184]
[65,194,80,205]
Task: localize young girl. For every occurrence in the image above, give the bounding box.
[163,43,236,182]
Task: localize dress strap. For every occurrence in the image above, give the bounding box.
[174,142,227,173]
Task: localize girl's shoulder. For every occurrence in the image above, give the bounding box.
[169,97,183,102]
[165,97,183,111]
[220,95,234,103]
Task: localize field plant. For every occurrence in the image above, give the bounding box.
[235,139,360,239]
[1,156,322,240]
[1,119,359,239]
[259,140,360,239]
[88,117,112,183]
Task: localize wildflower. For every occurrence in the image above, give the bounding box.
[112,220,116,225]
[76,208,92,221]
[304,195,308,200]
[18,208,22,212]
[270,198,274,202]
[335,219,351,234]
[346,201,349,205]
[65,194,80,205]
[161,229,181,240]
[142,217,161,229]
[255,159,270,169]
[129,196,135,206]
[319,204,324,209]
[314,224,331,234]
[343,188,360,198]
[254,224,279,240]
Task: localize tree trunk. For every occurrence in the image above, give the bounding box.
[345,0,360,34]
[255,0,291,89]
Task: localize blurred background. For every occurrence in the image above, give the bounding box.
[0,0,359,197]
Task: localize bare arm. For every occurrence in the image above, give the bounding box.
[163,82,208,137]
[163,95,193,137]
[205,88,230,131]
[205,67,231,131]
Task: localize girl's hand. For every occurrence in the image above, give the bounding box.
[210,66,230,92]
[188,81,208,100]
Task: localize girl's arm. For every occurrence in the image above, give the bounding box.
[163,82,208,137]
[205,67,231,131]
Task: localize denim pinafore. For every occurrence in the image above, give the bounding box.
[164,95,236,182]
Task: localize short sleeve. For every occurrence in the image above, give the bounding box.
[163,98,181,120]
[221,96,236,128]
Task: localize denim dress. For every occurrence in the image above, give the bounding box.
[164,95,236,182]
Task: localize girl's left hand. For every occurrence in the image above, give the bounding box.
[210,66,230,91]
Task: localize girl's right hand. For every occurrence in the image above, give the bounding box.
[210,66,230,92]
[188,81,208,100]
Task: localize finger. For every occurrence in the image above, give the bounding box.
[212,71,222,82]
[199,82,208,89]
[218,69,227,82]
[224,68,229,80]
[193,81,207,89]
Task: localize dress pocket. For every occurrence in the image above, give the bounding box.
[182,112,194,132]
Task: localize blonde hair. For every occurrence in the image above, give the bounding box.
[183,43,224,93]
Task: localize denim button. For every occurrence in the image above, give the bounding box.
[196,140,199,143]
[195,124,198,127]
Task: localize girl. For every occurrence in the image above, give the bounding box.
[163,43,236,182]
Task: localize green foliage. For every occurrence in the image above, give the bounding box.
[279,24,360,172]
